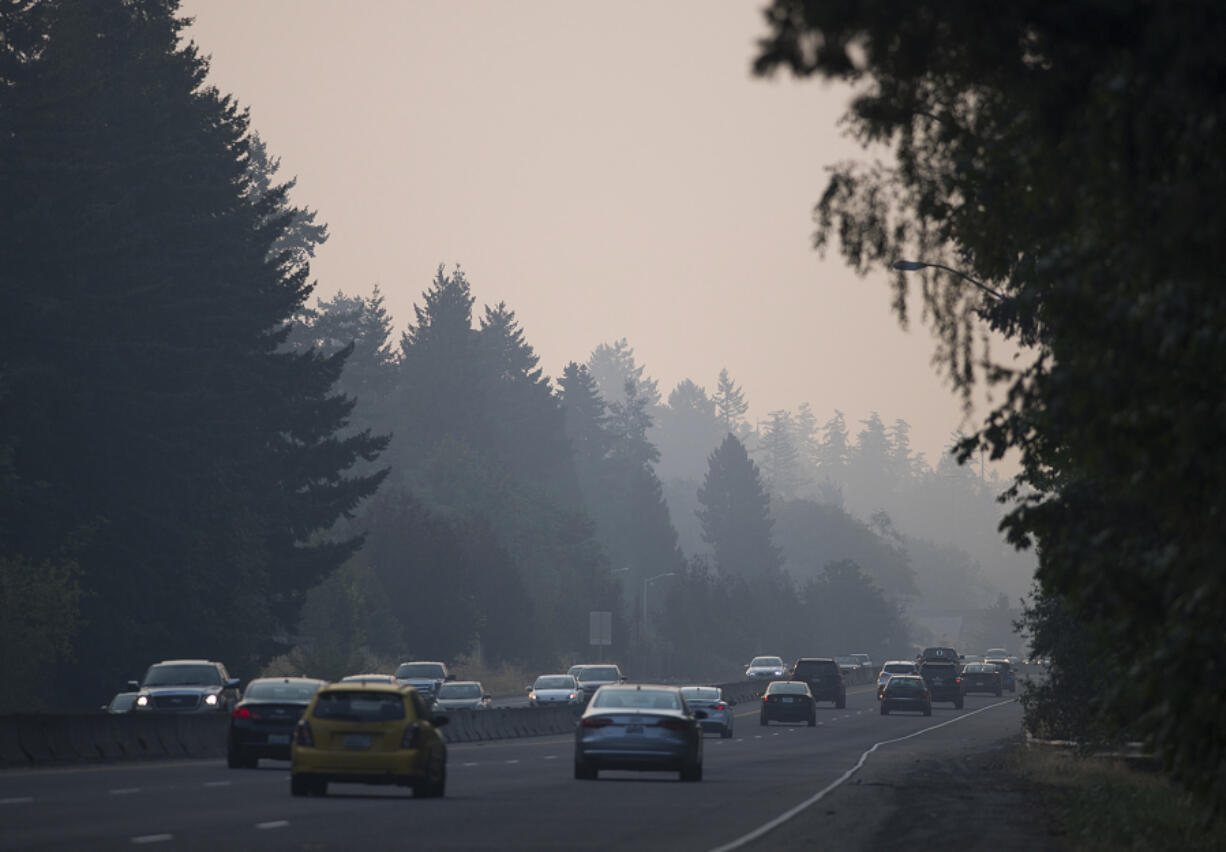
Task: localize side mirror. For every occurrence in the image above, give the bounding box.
[484,695,491,701]
[127,680,140,691]
[525,686,533,693]
[225,678,240,689]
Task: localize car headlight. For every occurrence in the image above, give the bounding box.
[205,694,219,706]
[136,695,149,707]
[774,670,782,675]
[528,692,536,701]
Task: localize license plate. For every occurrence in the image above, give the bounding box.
[343,734,371,749]
[782,696,795,703]
[625,724,644,735]
[268,734,290,745]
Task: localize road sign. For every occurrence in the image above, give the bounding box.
[589,611,612,646]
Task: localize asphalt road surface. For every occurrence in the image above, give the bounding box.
[0,685,1021,851]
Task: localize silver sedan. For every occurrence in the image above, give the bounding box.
[574,685,706,782]
[680,686,735,738]
[528,674,581,706]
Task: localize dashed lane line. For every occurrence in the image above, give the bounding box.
[203,781,231,788]
[1,797,33,805]
[256,821,289,830]
[110,788,141,795]
[131,834,173,845]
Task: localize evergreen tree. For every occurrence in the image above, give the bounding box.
[817,410,850,482]
[0,0,386,702]
[697,434,782,579]
[244,130,328,268]
[712,368,749,435]
[587,338,661,409]
[760,409,803,499]
[654,379,725,482]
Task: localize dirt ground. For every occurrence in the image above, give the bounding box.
[753,733,1067,851]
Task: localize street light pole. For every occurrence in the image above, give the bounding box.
[892,259,1006,301]
[642,572,677,627]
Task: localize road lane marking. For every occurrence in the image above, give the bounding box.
[505,760,520,764]
[462,762,479,767]
[256,821,289,830]
[131,834,173,844]
[544,755,558,760]
[1,797,33,804]
[110,788,141,795]
[203,781,231,788]
[708,698,1018,852]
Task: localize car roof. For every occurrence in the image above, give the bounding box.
[441,680,482,687]
[595,682,675,692]
[247,676,326,685]
[793,657,835,663]
[881,660,916,667]
[319,681,410,694]
[396,660,446,667]
[153,659,220,666]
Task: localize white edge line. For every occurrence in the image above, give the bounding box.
[1,796,34,804]
[707,698,1017,852]
[130,834,173,845]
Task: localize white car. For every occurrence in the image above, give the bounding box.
[876,660,919,698]
[528,674,581,706]
[744,656,786,679]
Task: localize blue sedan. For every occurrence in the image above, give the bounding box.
[574,685,707,782]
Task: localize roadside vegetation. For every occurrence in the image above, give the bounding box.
[1013,746,1225,852]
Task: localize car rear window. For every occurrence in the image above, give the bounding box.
[883,664,915,674]
[438,683,482,699]
[244,681,323,701]
[767,682,810,695]
[681,687,720,701]
[580,666,620,681]
[793,660,837,677]
[887,678,923,692]
[592,689,680,710]
[312,691,406,721]
[395,663,446,679]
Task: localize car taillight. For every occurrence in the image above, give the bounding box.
[295,720,313,747]
[401,723,421,749]
[713,703,726,711]
[581,717,612,728]
[657,718,688,731]
[232,707,253,719]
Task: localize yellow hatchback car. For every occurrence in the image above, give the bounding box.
[290,681,449,797]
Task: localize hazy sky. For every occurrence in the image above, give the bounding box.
[180,0,1005,472]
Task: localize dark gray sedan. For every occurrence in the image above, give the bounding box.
[574,684,706,782]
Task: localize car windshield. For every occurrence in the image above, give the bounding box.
[767,682,809,695]
[591,689,681,710]
[395,663,446,679]
[535,676,574,690]
[750,657,782,667]
[681,687,720,701]
[794,662,835,677]
[312,691,405,722]
[143,664,222,687]
[438,683,482,699]
[579,666,619,682]
[244,680,323,701]
[110,694,137,712]
[834,656,858,666]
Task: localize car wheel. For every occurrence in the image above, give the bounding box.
[807,714,816,727]
[574,759,598,780]
[680,760,703,782]
[996,688,1002,697]
[955,698,964,710]
[923,706,932,717]
[759,714,768,726]
[880,704,889,716]
[312,778,328,796]
[836,696,846,709]
[227,748,246,769]
[290,774,310,797]
[721,725,732,739]
[413,750,446,798]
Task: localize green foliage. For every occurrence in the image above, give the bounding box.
[805,559,910,659]
[0,555,81,713]
[698,434,783,579]
[755,0,1226,810]
[0,0,386,704]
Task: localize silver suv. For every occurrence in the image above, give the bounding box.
[393,661,453,705]
[574,664,624,703]
[129,659,240,713]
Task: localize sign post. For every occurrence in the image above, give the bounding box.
[589,611,612,660]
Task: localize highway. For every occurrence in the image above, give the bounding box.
[0,685,1021,851]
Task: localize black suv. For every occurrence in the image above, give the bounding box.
[789,658,846,708]
[919,661,964,709]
